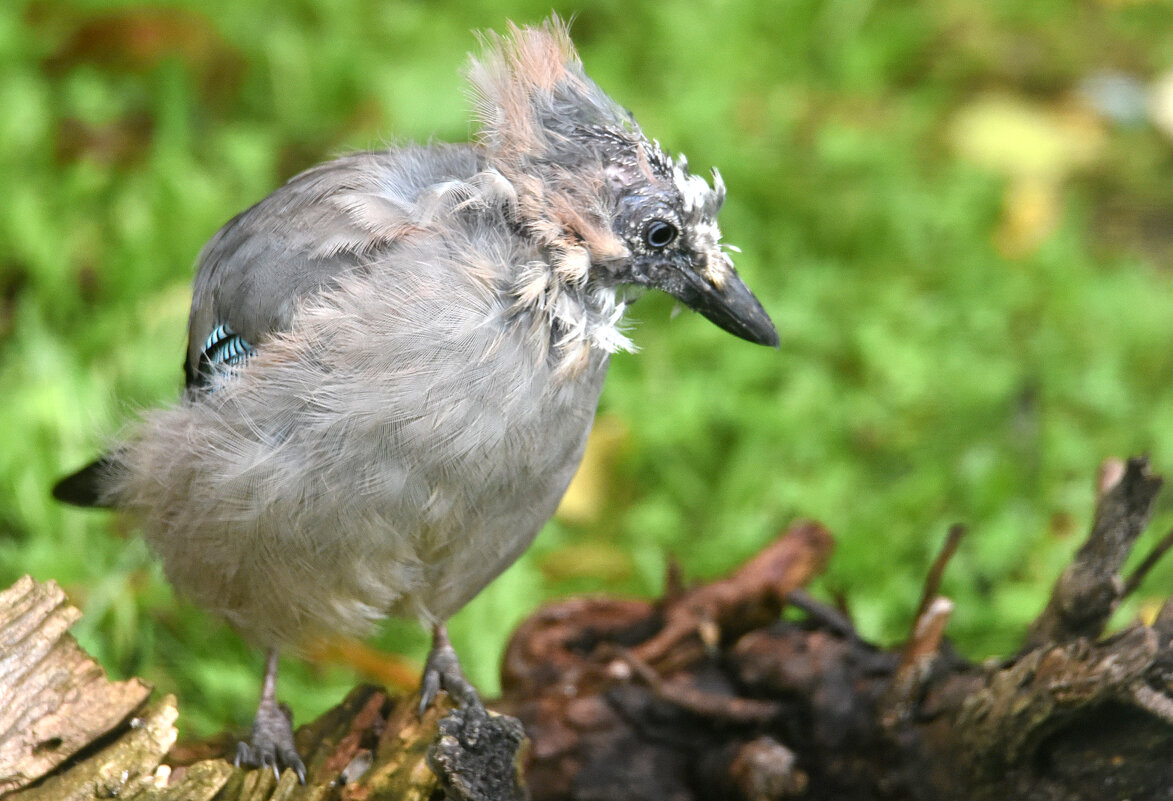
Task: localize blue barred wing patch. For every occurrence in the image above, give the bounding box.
[203,323,255,367]
[191,323,256,388]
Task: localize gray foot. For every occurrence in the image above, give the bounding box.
[234,697,306,783]
[419,624,486,720]
[233,649,307,784]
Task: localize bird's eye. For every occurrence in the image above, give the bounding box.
[644,220,678,249]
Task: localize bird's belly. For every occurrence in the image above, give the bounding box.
[135,347,607,650]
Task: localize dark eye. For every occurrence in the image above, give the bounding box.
[644,220,678,249]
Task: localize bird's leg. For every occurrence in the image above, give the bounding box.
[419,623,486,717]
[420,626,529,794]
[234,648,307,783]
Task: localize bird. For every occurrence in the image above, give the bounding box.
[53,16,777,782]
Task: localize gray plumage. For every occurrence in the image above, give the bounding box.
[124,142,610,648]
[55,17,776,777]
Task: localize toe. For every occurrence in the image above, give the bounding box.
[419,628,485,716]
[286,752,308,785]
[234,705,305,782]
[260,748,278,778]
[275,740,307,784]
[419,667,441,718]
[233,741,254,768]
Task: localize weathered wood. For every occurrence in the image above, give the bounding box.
[0,583,527,800]
[0,576,152,796]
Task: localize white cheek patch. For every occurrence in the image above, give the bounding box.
[703,249,733,290]
[680,202,728,288]
[692,217,721,248]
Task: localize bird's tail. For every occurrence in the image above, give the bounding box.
[52,456,116,508]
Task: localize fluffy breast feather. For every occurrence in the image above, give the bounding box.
[111,226,609,648]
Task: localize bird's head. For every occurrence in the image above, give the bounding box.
[469,16,777,348]
[603,144,778,347]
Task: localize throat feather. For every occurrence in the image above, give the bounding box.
[508,259,633,380]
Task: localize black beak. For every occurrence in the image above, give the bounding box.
[678,263,779,348]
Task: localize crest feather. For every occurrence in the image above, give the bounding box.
[467,16,636,169]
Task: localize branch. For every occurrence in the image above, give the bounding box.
[1022,456,1162,651]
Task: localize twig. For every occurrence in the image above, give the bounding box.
[1122,525,1173,598]
[1130,681,1173,726]
[1096,457,1126,502]
[912,524,966,625]
[615,648,782,725]
[881,526,965,725]
[902,596,954,668]
[883,597,955,727]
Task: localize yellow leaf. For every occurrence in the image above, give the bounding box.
[951,94,1105,181]
[1148,69,1173,142]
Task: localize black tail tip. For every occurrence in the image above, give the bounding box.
[52,458,113,508]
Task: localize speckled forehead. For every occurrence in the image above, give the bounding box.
[641,139,724,222]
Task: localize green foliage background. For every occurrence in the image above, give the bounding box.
[2,0,1172,737]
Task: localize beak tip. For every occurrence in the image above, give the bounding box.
[749,324,780,349]
[713,313,778,348]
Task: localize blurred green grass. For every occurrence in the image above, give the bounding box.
[3,0,1173,738]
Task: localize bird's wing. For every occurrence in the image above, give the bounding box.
[185,144,483,388]
[54,144,490,506]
